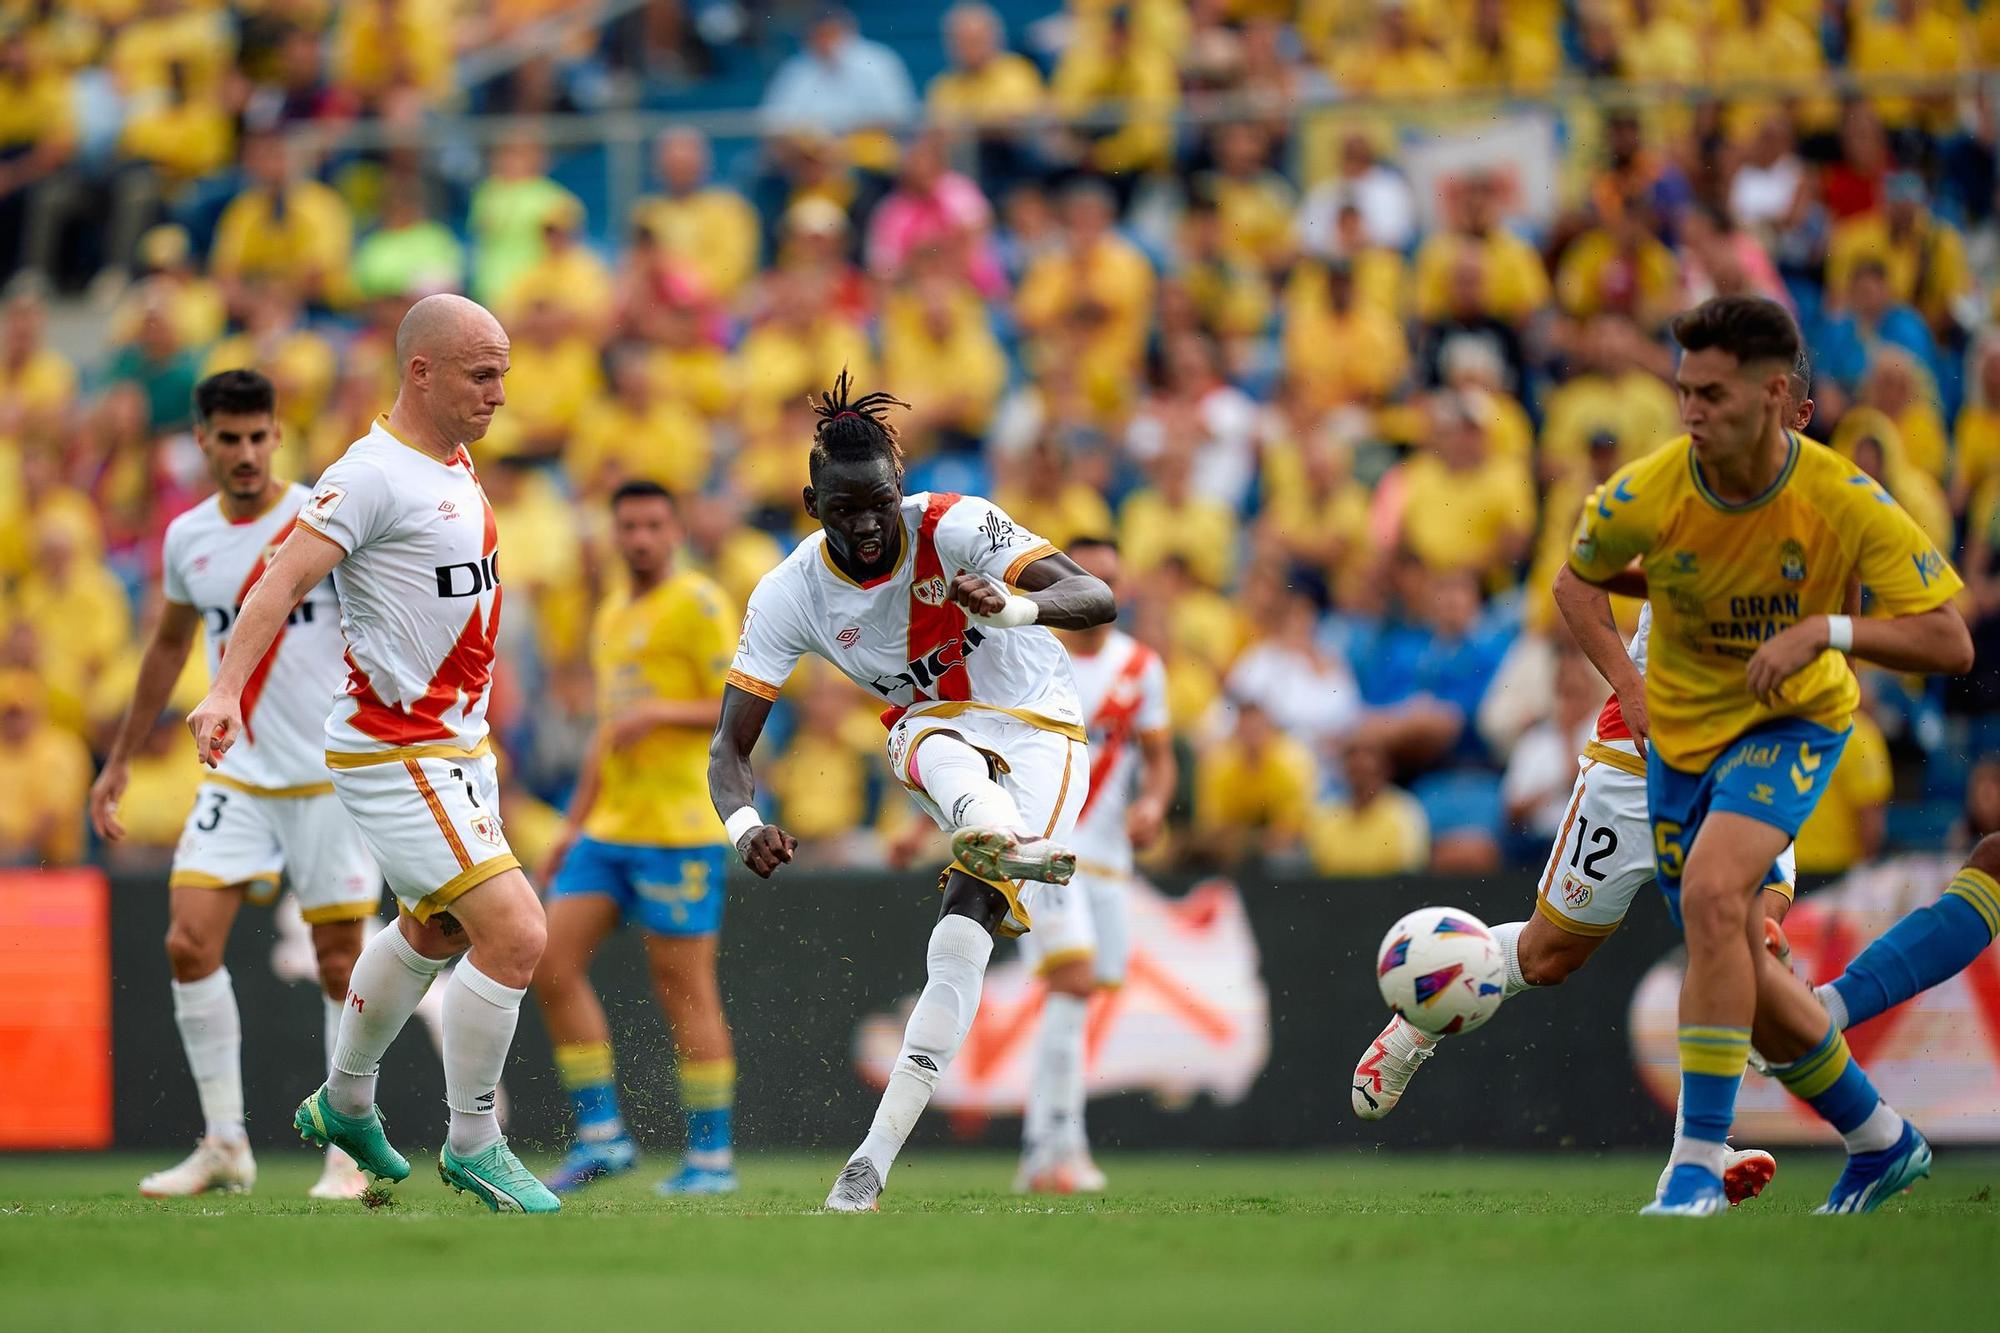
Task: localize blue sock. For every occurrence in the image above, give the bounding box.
[1770,1023,1903,1152]
[1675,1025,1751,1176]
[680,1057,735,1168]
[1829,869,1999,1028]
[555,1041,628,1143]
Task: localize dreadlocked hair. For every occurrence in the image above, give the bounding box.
[809,367,908,485]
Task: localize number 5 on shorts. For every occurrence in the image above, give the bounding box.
[1653,820,1685,880]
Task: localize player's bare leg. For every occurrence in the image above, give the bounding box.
[1019,956,1099,1194]
[142,887,256,1197]
[531,895,636,1192]
[645,933,738,1194]
[306,918,369,1200]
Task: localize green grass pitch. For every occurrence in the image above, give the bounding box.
[4,1151,1997,1331]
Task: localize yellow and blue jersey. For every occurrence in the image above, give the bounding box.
[583,570,735,848]
[1568,432,1962,773]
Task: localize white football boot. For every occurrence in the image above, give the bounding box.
[308,1145,370,1200]
[139,1136,257,1197]
[1351,1016,1436,1120]
[824,1158,884,1212]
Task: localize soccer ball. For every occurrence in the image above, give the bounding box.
[1375,906,1508,1036]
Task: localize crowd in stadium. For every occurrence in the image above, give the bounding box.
[4,0,2000,882]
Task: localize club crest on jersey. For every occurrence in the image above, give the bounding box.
[1560,873,1592,911]
[913,575,949,607]
[469,812,504,847]
[1779,539,1807,582]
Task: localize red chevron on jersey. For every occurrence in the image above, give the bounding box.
[228,518,297,745]
[1076,642,1154,822]
[906,491,973,705]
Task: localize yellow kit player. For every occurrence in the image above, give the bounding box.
[533,480,741,1194]
[1564,296,1972,1216]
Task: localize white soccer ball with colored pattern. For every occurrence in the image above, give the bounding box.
[1375,907,1507,1036]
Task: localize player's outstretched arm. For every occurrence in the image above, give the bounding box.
[950,552,1115,631]
[708,684,797,878]
[186,529,343,767]
[1745,603,1975,705]
[90,599,201,841]
[1553,563,1649,755]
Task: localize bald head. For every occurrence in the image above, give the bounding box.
[391,294,510,448]
[395,293,504,373]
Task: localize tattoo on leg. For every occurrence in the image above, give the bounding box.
[436,913,462,938]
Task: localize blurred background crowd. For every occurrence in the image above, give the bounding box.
[4,0,2000,884]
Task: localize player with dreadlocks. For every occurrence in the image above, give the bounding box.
[710,370,1116,1211]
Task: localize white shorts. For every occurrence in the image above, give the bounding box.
[1018,865,1132,986]
[170,781,381,924]
[1534,757,1798,936]
[887,706,1089,939]
[327,746,518,922]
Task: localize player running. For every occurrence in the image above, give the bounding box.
[533,480,741,1196]
[1565,296,1971,1215]
[91,369,381,1201]
[1349,356,1819,1208]
[187,294,560,1214]
[1016,535,1173,1194]
[708,371,1115,1213]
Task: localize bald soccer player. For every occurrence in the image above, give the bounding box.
[188,295,559,1214]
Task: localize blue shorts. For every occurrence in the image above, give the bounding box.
[1646,718,1849,929]
[549,838,728,937]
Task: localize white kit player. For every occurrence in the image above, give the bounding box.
[1016,536,1174,1194]
[708,373,1117,1212]
[90,369,381,1201]
[187,295,559,1214]
[1350,374,1820,1208]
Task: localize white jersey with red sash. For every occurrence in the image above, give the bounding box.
[728,492,1084,741]
[1066,631,1168,874]
[161,483,346,791]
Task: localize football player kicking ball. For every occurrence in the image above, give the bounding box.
[1350,354,1819,1208]
[534,481,742,1196]
[1016,536,1174,1194]
[188,295,559,1214]
[1567,297,1971,1215]
[708,372,1116,1213]
[92,370,382,1201]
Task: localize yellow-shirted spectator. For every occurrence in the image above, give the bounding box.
[1794,703,1893,874]
[1848,0,1966,133]
[1707,0,1825,133]
[115,62,232,184]
[210,130,354,311]
[0,30,75,205]
[569,346,712,498]
[1829,407,1954,553]
[1051,9,1180,175]
[995,435,1117,554]
[479,296,604,461]
[1953,337,2000,510]
[106,0,231,101]
[0,447,101,580]
[1017,181,1155,382]
[0,671,92,865]
[1452,0,1560,93]
[1288,202,1406,320]
[1413,173,1550,325]
[1329,4,1458,98]
[630,129,762,302]
[1825,175,1972,335]
[1283,259,1408,409]
[201,284,337,444]
[1308,740,1430,876]
[13,520,130,697]
[730,401,817,516]
[470,136,578,307]
[485,456,588,662]
[330,0,455,106]
[104,713,204,852]
[1857,347,1950,482]
[682,492,783,615]
[1434,338,1533,462]
[1207,122,1295,273]
[1181,205,1275,345]
[929,3,1043,125]
[0,288,77,436]
[768,665,877,844]
[881,273,1007,452]
[1196,700,1317,864]
[1554,212,1682,330]
[499,195,616,341]
[734,276,874,425]
[1256,412,1373,586]
[1614,0,1702,84]
[1392,391,1536,583]
[1299,0,1452,59]
[108,228,226,351]
[1120,446,1240,591]
[646,305,737,420]
[1540,318,1682,473]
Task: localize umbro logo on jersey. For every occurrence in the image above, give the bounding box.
[438,500,461,520]
[192,555,210,572]
[836,626,860,648]
[907,1054,938,1071]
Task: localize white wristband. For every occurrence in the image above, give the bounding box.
[1826,614,1854,653]
[968,591,1040,629]
[724,806,765,847]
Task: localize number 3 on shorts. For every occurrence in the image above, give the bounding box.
[1653,820,1685,880]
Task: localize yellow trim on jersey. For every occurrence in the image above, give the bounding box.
[206,773,337,799]
[167,870,282,891]
[1003,542,1060,588]
[407,854,521,923]
[1534,894,1624,938]
[818,529,905,590]
[1043,741,1076,837]
[324,738,493,770]
[724,668,782,701]
[293,521,348,556]
[1687,431,1801,513]
[905,699,1088,744]
[301,899,381,925]
[1034,946,1096,977]
[1581,741,1646,779]
[1763,876,1796,903]
[406,759,472,871]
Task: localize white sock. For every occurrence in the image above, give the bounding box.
[443,960,526,1156]
[1844,1100,1906,1155]
[322,992,343,1075]
[1816,983,1851,1030]
[1666,1117,1725,1179]
[172,968,245,1144]
[911,732,1027,832]
[329,926,448,1116]
[1385,1013,1436,1053]
[1489,920,1534,997]
[1026,991,1089,1158]
[853,915,994,1182]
